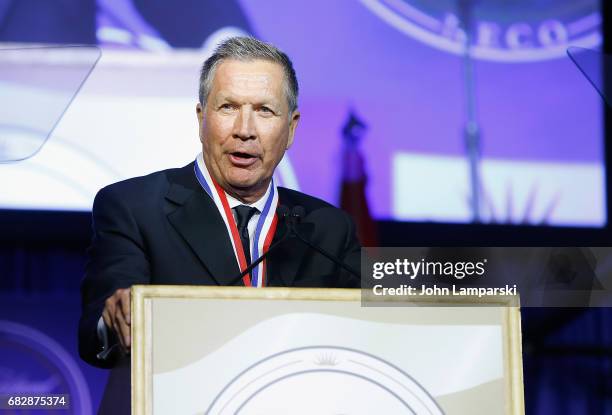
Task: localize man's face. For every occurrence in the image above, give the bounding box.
[197,59,300,202]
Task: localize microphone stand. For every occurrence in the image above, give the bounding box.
[459,0,483,222]
[288,223,361,280]
[230,206,361,285]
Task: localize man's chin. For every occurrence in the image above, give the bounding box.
[229,181,258,191]
[221,170,269,198]
[226,171,258,187]
[226,177,264,194]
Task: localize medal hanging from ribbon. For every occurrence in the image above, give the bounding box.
[194,154,278,287]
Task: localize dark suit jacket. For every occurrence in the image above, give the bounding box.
[79,161,361,369]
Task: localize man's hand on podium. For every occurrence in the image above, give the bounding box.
[102,288,131,352]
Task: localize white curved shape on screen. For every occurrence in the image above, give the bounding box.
[275,155,300,190]
[360,0,602,62]
[0,134,121,210]
[97,27,172,51]
[201,27,252,58]
[97,27,133,45]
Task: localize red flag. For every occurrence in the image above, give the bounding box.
[339,111,378,246]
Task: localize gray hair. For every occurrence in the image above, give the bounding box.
[199,36,299,112]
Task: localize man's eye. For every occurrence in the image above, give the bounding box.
[220,103,234,110]
[259,106,274,114]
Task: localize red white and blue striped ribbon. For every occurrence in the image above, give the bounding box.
[194,153,278,287]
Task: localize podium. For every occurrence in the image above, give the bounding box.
[131,286,523,414]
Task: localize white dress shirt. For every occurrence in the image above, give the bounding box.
[225,183,272,259]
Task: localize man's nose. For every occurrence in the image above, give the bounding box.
[233,107,256,140]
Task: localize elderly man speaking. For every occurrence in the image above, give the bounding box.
[78,37,361,376]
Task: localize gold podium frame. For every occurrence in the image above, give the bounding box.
[131,285,524,414]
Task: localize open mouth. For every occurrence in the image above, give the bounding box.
[228,151,259,167]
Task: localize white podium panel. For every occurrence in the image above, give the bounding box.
[131,286,523,414]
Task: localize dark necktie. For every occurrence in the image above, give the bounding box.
[233,205,257,266]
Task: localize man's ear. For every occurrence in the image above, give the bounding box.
[196,102,204,143]
[286,110,300,149]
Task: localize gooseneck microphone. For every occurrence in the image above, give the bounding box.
[229,204,361,285]
[284,206,361,280]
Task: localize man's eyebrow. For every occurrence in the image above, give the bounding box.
[213,93,281,107]
[255,99,280,107]
[214,93,234,101]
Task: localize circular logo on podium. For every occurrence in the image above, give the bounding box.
[361,0,601,61]
[207,346,443,414]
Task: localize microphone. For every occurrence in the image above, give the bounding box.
[229,204,361,285]
[285,206,361,280]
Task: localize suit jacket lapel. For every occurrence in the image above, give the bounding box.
[165,163,242,286]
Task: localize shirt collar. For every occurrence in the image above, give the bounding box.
[225,183,271,213]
